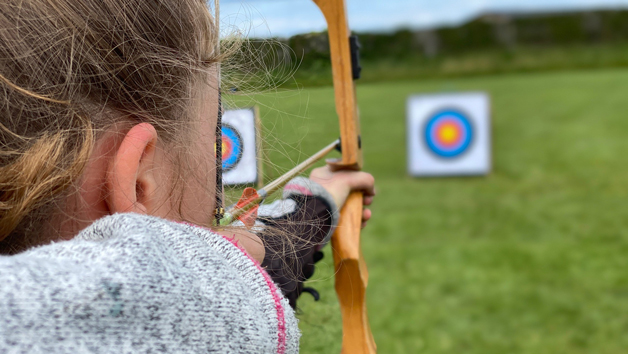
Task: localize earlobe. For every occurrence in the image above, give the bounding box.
[107,123,159,215]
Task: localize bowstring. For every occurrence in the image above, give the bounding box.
[214,0,225,223]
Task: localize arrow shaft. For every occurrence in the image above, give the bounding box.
[261,139,340,196]
[219,139,340,226]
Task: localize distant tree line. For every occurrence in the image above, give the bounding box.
[249,10,628,70]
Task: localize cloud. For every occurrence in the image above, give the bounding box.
[221,0,327,37]
[220,0,628,37]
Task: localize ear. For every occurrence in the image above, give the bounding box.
[107,123,158,215]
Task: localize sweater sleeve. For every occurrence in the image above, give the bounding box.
[0,213,299,354]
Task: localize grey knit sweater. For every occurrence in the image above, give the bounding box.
[0,213,300,353]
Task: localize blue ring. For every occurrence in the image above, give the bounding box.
[221,125,243,171]
[424,109,473,158]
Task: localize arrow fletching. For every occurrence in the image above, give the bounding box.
[235,187,260,228]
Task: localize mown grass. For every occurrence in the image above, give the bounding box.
[230,67,628,353]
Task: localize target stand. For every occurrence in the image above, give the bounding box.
[407,92,491,176]
[221,107,263,186]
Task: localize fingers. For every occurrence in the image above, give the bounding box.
[362,208,371,221]
[362,194,374,228]
[361,208,372,229]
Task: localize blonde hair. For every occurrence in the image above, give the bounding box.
[0,0,223,252]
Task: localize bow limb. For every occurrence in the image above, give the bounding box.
[312,0,376,353]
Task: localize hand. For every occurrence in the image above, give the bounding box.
[309,165,375,228]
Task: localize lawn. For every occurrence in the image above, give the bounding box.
[229,68,628,353]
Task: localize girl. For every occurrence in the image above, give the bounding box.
[0,0,375,353]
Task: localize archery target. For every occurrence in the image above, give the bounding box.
[221,124,243,172]
[407,92,490,176]
[425,109,473,158]
[221,107,262,186]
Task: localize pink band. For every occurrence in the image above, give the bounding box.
[284,184,313,196]
[220,235,287,354]
[177,221,287,353]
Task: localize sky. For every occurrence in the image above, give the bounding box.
[219,0,628,38]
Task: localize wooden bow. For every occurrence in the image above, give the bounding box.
[312,0,376,352]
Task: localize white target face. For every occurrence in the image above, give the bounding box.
[407,92,491,176]
[221,108,261,186]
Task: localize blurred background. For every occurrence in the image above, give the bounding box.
[222,0,628,352]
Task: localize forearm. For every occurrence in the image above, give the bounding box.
[256,177,339,308]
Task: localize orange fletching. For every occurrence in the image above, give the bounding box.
[239,205,259,229]
[236,187,260,229]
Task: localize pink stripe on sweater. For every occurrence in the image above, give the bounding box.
[219,235,287,354]
[178,222,287,353]
[284,184,313,196]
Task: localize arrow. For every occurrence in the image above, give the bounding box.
[218,139,340,227]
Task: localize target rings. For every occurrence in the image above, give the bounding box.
[424,109,473,158]
[220,124,243,172]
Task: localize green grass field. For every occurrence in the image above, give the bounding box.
[231,68,628,353]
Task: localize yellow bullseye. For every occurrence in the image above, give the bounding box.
[438,123,460,145]
[213,141,229,157]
